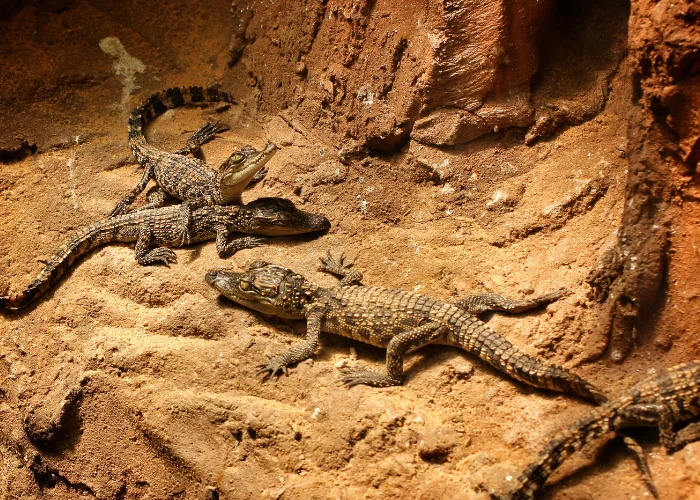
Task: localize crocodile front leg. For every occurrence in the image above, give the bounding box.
[318,251,363,286]
[341,323,447,387]
[257,303,325,379]
[214,224,267,257]
[250,166,268,183]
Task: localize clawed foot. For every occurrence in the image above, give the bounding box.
[319,250,353,273]
[221,236,268,257]
[237,236,267,251]
[318,250,362,286]
[256,355,291,380]
[176,225,191,247]
[250,166,268,183]
[191,120,229,143]
[176,121,230,154]
[140,248,178,266]
[339,366,400,388]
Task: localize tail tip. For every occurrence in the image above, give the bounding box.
[0,292,26,311]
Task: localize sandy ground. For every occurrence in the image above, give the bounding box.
[1,1,699,499]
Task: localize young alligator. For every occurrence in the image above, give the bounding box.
[1,198,329,310]
[205,253,606,404]
[504,360,700,499]
[110,86,278,244]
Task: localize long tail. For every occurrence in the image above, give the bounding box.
[457,317,608,404]
[0,220,119,310]
[507,405,615,499]
[128,86,236,162]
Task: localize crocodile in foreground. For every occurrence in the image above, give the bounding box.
[504,360,700,499]
[1,198,329,310]
[110,86,278,244]
[205,253,606,403]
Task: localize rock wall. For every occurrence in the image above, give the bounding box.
[224,0,628,153]
[588,0,700,360]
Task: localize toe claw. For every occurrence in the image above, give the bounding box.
[256,356,289,381]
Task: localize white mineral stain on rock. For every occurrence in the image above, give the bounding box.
[99,37,146,109]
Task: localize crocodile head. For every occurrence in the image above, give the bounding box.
[217,143,277,203]
[205,261,314,319]
[236,197,331,236]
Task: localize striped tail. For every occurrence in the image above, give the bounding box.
[507,406,614,499]
[458,319,607,404]
[128,86,236,161]
[0,220,116,310]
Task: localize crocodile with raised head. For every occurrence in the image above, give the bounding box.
[1,198,329,310]
[110,86,278,244]
[205,253,606,404]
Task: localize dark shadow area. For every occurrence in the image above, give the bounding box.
[527,0,630,144]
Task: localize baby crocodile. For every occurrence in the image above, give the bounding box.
[504,360,700,499]
[1,198,329,310]
[205,253,606,404]
[110,86,278,244]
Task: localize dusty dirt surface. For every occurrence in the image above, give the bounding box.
[1,1,699,499]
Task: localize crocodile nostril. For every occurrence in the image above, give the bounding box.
[204,270,218,285]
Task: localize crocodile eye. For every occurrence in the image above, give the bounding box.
[268,214,291,225]
[239,280,251,291]
[230,153,244,164]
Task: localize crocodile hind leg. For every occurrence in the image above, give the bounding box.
[666,421,700,453]
[340,324,447,387]
[453,289,570,315]
[622,434,659,499]
[134,227,178,265]
[173,121,230,155]
[615,403,682,498]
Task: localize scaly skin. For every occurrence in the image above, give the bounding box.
[1,198,329,310]
[110,86,278,244]
[205,253,606,404]
[505,361,700,500]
